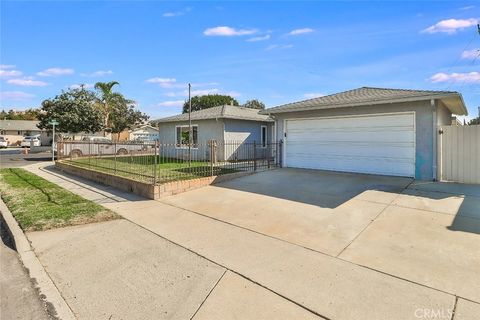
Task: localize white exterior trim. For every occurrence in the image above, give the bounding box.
[175,124,199,149]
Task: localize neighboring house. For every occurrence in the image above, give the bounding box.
[0,120,50,146]
[129,125,159,141]
[261,87,467,180]
[153,105,274,160]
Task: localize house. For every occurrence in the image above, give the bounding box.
[129,125,159,141]
[0,120,51,146]
[261,87,468,180]
[153,105,274,161]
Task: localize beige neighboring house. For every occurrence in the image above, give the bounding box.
[129,125,159,141]
[0,120,51,146]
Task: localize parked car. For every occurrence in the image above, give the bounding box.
[60,136,148,158]
[0,136,8,148]
[20,136,41,148]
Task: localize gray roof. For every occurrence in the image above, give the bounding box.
[154,105,273,123]
[0,120,43,131]
[261,87,468,115]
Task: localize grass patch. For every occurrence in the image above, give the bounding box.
[0,168,118,231]
[65,156,238,183]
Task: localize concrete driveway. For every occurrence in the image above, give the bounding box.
[25,164,480,319]
[160,168,480,308]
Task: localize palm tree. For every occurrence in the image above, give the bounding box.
[94,81,120,136]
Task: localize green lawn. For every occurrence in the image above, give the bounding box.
[65,155,237,183]
[0,168,118,231]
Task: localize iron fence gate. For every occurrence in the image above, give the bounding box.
[57,140,283,185]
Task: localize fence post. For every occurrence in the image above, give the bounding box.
[114,142,117,175]
[209,140,214,176]
[154,140,158,185]
[279,140,283,168]
[267,142,271,169]
[253,141,257,171]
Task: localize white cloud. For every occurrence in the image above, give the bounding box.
[0,69,22,77]
[69,83,94,89]
[162,7,191,17]
[157,100,184,107]
[190,88,220,96]
[430,72,480,83]
[287,28,314,36]
[37,67,74,76]
[461,48,479,59]
[265,44,293,51]
[304,92,325,99]
[422,18,478,34]
[246,34,271,42]
[7,78,49,87]
[0,64,16,69]
[459,5,475,10]
[81,70,113,77]
[0,91,35,101]
[145,77,181,88]
[204,26,257,37]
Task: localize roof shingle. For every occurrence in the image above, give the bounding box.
[261,87,465,114]
[154,105,273,123]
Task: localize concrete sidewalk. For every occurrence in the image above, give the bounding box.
[22,163,324,319]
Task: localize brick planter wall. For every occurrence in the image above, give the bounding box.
[56,161,255,199]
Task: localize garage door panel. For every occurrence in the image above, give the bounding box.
[285,113,415,177]
[288,130,414,143]
[288,156,415,177]
[286,144,414,159]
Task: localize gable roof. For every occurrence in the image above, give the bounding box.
[0,120,43,131]
[130,124,159,132]
[261,87,468,115]
[154,105,273,123]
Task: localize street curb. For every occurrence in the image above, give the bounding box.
[0,199,76,320]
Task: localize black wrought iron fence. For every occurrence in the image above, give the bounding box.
[57,140,282,185]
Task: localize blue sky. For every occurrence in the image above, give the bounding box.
[1,1,479,120]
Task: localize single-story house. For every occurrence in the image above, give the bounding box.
[129,125,159,141]
[261,87,468,180]
[153,105,274,161]
[0,120,51,146]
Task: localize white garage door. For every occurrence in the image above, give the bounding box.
[284,112,415,177]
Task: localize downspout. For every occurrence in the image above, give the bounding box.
[431,99,437,181]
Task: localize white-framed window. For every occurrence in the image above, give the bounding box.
[175,125,198,148]
[261,125,267,148]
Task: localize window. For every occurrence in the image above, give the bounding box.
[17,131,22,135]
[261,126,267,148]
[176,125,198,148]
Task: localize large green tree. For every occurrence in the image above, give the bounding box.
[468,117,479,125]
[1,108,40,120]
[109,103,149,139]
[242,99,265,110]
[37,86,103,135]
[182,94,239,113]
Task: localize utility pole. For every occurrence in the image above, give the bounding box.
[188,83,192,167]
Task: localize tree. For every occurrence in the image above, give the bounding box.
[242,99,265,110]
[0,108,40,120]
[37,86,104,136]
[94,81,121,136]
[182,94,239,113]
[109,102,149,140]
[468,116,479,125]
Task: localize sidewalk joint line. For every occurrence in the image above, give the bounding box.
[189,269,227,320]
